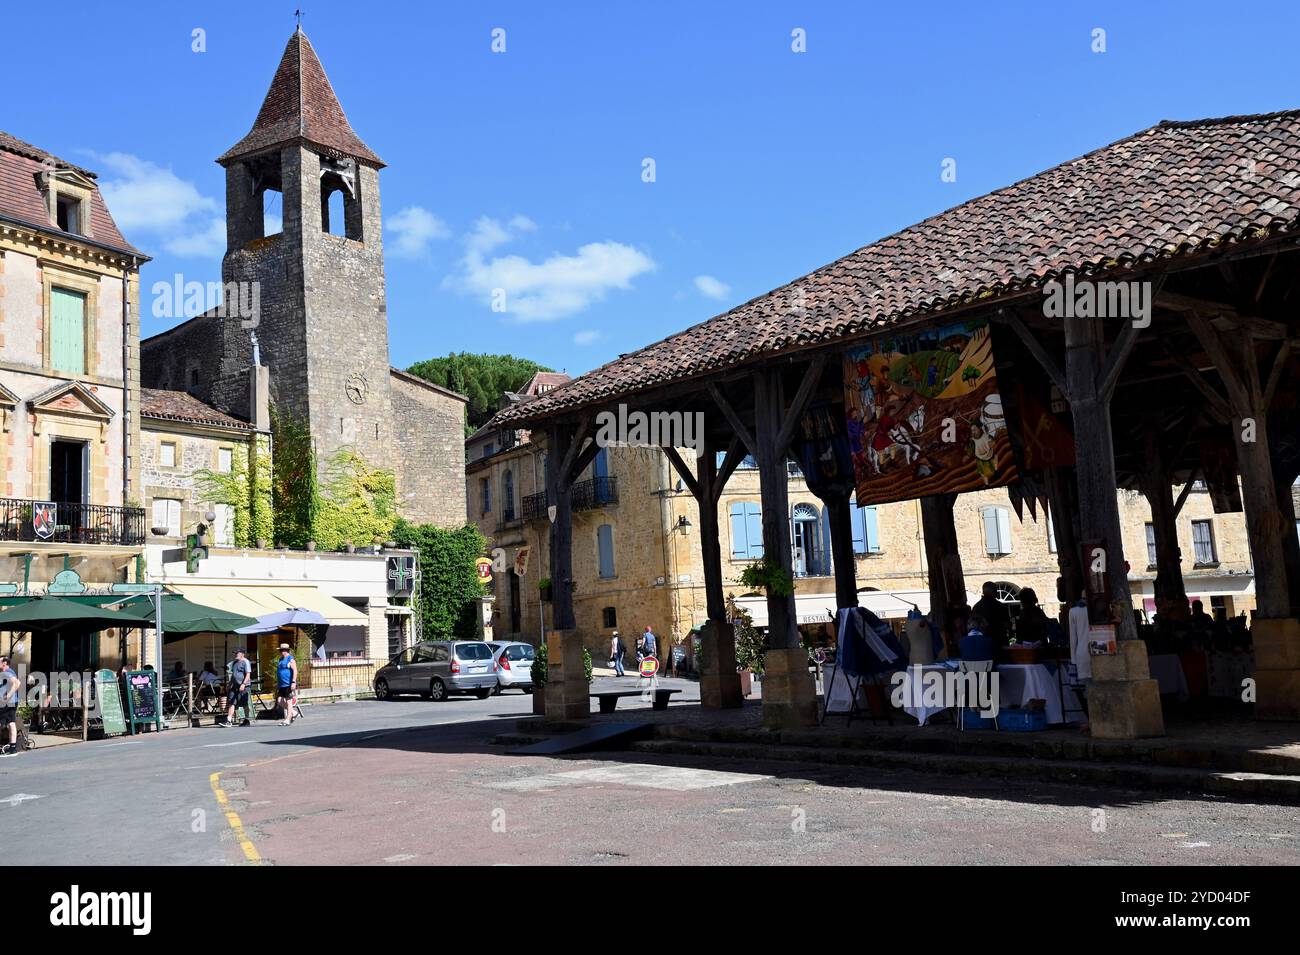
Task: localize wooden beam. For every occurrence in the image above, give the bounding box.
[996,308,1069,397]
[1157,290,1289,339]
[1262,340,1292,410]
[775,354,828,455]
[1097,318,1140,403]
[557,417,592,486]
[708,382,757,455]
[713,436,747,502]
[1166,349,1231,422]
[1173,469,1200,518]
[661,445,701,499]
[1184,310,1250,411]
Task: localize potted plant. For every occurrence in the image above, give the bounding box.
[538,577,553,603]
[737,557,795,599]
[727,594,763,697]
[529,642,593,715]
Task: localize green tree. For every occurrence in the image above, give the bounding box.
[392,520,488,640]
[405,353,555,435]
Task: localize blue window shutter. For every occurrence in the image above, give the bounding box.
[863,506,880,553]
[850,500,866,554]
[593,447,609,480]
[745,502,764,558]
[729,503,748,559]
[597,524,615,578]
[819,507,832,577]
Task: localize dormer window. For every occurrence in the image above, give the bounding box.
[40,166,95,238]
[56,194,82,234]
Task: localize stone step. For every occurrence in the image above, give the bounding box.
[628,738,1300,802]
[660,723,1300,777]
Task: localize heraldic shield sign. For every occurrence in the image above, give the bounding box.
[842,319,1018,506]
[32,502,56,540]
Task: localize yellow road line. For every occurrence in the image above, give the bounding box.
[209,771,262,863]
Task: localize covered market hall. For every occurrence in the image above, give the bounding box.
[493,109,1300,739]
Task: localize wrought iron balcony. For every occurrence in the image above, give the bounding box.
[0,498,146,547]
[522,476,619,521]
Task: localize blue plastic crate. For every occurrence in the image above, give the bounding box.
[960,708,997,729]
[997,708,1047,732]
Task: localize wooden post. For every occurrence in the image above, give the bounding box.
[821,486,859,610]
[1045,468,1084,618]
[663,439,744,708]
[545,424,576,631]
[1137,416,1189,621]
[1065,312,1163,738]
[1184,311,1300,718]
[919,493,963,648]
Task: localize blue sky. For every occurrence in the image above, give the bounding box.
[6,1,1298,375]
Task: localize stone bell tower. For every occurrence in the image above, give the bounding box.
[214,27,393,472]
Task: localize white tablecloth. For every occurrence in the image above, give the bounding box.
[1147,654,1190,701]
[822,663,877,715]
[892,661,1083,725]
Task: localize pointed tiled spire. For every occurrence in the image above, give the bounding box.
[217,29,383,167]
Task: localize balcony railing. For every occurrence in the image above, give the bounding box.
[522,476,619,521]
[0,498,146,547]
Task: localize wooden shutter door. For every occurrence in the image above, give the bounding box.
[50,288,87,375]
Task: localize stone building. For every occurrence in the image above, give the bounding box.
[139,28,466,529]
[0,129,149,670]
[471,397,1257,662]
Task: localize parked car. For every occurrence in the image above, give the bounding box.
[373,641,497,701]
[487,641,536,694]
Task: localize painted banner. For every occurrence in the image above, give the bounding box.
[842,319,1017,506]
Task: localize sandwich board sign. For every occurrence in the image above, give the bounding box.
[94,669,128,738]
[125,670,162,733]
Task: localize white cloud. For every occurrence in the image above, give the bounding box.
[573,329,600,345]
[445,216,655,321]
[693,274,731,301]
[93,152,228,259]
[386,206,450,258]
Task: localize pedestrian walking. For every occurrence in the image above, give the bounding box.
[642,625,657,660]
[276,643,298,725]
[0,657,21,756]
[223,648,252,727]
[609,631,625,677]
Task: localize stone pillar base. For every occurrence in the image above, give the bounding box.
[1253,617,1300,721]
[1087,639,1165,739]
[761,647,818,728]
[544,629,589,722]
[698,621,742,709]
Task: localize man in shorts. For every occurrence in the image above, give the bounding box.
[275,643,298,725]
[222,648,252,727]
[0,657,20,756]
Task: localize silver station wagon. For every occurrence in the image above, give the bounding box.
[373,640,497,701]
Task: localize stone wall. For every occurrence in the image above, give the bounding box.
[390,370,468,528]
[140,420,251,544]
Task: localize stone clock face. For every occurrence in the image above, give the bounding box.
[345,373,369,405]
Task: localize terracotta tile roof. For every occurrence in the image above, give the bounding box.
[140,389,254,431]
[496,109,1300,427]
[0,130,142,256]
[217,29,383,167]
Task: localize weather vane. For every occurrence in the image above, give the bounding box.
[295,8,303,30]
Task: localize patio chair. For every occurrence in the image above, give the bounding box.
[957,660,997,732]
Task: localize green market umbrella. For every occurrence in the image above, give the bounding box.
[0,596,143,635]
[119,594,258,639]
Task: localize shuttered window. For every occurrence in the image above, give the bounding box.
[152,499,181,537]
[597,524,615,578]
[849,496,881,554]
[728,502,764,559]
[982,505,1013,555]
[50,288,87,375]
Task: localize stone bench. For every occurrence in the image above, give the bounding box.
[590,687,681,713]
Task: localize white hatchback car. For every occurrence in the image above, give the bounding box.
[487,641,536,694]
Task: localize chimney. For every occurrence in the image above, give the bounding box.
[249,363,270,432]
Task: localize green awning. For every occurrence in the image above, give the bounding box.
[118,594,258,637]
[0,596,144,635]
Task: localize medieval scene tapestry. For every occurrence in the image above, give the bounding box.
[842,318,1018,506]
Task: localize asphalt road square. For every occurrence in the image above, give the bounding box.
[488,761,773,792]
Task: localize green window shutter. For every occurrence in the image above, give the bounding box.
[50,288,87,375]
